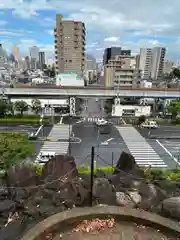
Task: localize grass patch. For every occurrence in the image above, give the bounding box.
[78,165,115,174]
[0,115,50,124]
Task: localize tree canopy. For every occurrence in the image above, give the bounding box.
[31,99,42,115]
[14,100,29,116]
[0,132,34,172]
[167,101,180,119]
[172,68,180,79]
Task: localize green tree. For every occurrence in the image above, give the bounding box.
[7,101,14,115]
[14,100,29,116]
[167,101,180,119]
[0,132,34,172]
[137,115,146,125]
[44,64,56,77]
[0,99,8,117]
[172,68,180,79]
[104,99,113,115]
[31,99,42,115]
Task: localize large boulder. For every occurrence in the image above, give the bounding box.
[138,183,166,210]
[161,197,180,220]
[93,178,116,205]
[114,151,144,177]
[42,155,78,181]
[6,164,38,187]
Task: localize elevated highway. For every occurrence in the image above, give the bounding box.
[1,86,180,98]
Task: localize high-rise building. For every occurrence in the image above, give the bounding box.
[54,14,86,77]
[103,47,131,65]
[30,46,39,60]
[139,47,166,80]
[29,46,39,70]
[139,48,152,79]
[24,56,30,70]
[39,51,45,70]
[12,45,21,62]
[0,43,10,80]
[150,47,166,79]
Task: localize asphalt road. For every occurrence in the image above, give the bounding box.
[82,98,105,117]
[70,121,129,167]
[0,124,39,134]
[137,125,180,139]
[0,124,52,137]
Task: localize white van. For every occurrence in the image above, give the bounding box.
[141,120,158,129]
[35,151,56,164]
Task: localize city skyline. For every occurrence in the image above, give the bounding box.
[0,1,180,62]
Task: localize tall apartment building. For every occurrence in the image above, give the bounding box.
[30,46,39,60]
[139,47,166,80]
[150,47,166,79]
[39,51,45,70]
[30,46,39,70]
[139,48,152,79]
[103,47,131,65]
[54,14,85,77]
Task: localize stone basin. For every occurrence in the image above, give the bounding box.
[21,206,180,240]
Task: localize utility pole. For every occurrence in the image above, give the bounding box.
[68,115,71,156]
[90,146,95,206]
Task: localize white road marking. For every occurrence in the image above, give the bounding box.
[59,117,63,124]
[100,141,108,145]
[76,120,84,124]
[156,139,180,165]
[106,138,114,142]
[35,125,43,136]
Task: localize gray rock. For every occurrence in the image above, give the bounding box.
[128,191,142,205]
[116,192,135,207]
[95,170,106,178]
[161,196,180,220]
[138,183,166,210]
[93,178,116,205]
[0,220,24,240]
[0,200,16,213]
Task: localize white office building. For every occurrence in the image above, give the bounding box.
[139,48,152,79]
[112,104,151,117]
[139,47,166,80]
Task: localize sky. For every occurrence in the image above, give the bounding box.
[0,0,180,62]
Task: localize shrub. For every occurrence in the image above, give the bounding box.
[137,115,146,125]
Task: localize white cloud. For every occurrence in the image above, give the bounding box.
[1,0,180,59]
[104,37,120,42]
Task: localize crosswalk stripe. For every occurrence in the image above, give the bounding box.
[36,124,71,161]
[83,117,103,123]
[48,124,72,140]
[40,142,69,153]
[116,126,167,168]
